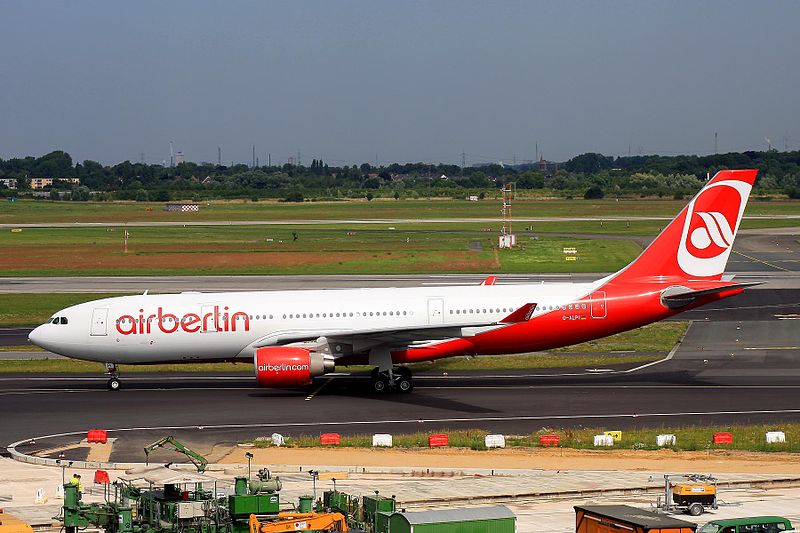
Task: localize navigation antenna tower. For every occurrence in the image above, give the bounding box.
[499,181,516,249]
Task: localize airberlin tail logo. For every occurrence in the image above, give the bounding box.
[690,211,734,252]
[677,180,751,277]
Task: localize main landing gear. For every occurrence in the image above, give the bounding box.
[105,363,121,391]
[370,366,413,393]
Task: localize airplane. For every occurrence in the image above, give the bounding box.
[29,169,760,392]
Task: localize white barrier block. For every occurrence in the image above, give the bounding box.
[766,431,786,443]
[656,434,676,447]
[593,434,614,447]
[372,434,393,447]
[55,484,65,499]
[485,434,506,449]
[34,487,47,504]
[271,433,285,447]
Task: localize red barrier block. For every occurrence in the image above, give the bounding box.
[87,429,108,444]
[713,432,733,445]
[428,434,449,448]
[539,434,561,447]
[320,433,341,445]
[93,469,110,484]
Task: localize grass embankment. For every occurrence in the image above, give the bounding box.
[249,424,800,453]
[0,293,130,326]
[0,322,685,372]
[1,198,797,224]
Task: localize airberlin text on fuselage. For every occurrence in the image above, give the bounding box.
[115,305,250,335]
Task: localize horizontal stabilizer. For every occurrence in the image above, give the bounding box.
[500,303,537,323]
[662,282,762,307]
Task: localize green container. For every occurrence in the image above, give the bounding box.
[362,494,395,515]
[234,477,248,496]
[375,511,392,533]
[117,508,134,533]
[228,494,280,516]
[298,496,313,513]
[387,506,516,533]
[63,484,79,508]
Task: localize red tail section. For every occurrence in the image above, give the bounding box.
[610,169,757,283]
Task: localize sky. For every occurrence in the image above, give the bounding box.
[1,1,799,167]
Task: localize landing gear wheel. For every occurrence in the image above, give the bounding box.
[397,377,413,393]
[104,363,120,391]
[687,503,704,516]
[371,376,388,393]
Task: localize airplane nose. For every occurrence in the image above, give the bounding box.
[28,325,45,346]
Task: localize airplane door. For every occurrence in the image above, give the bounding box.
[427,298,444,325]
[90,308,109,336]
[590,291,607,319]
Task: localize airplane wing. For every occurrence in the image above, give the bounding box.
[241,302,536,356]
[661,281,762,307]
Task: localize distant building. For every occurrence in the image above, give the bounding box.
[30,178,53,189]
[174,152,185,165]
[30,177,80,189]
[467,195,479,201]
[0,178,18,190]
[165,202,200,212]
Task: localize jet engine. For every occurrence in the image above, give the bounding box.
[254,347,334,388]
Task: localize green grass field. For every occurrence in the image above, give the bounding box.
[249,424,800,453]
[1,197,798,224]
[0,293,129,326]
[0,224,644,276]
[0,196,796,276]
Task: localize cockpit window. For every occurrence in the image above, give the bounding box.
[49,316,68,325]
[59,317,68,325]
[51,317,58,324]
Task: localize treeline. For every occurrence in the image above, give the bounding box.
[1,149,799,201]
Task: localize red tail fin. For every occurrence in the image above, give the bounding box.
[611,169,757,283]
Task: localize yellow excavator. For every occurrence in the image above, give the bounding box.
[249,512,348,533]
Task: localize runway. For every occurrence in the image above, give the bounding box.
[3,312,800,459]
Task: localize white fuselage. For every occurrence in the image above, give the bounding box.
[29,281,602,364]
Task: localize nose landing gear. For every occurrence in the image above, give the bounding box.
[370,366,413,393]
[105,363,121,391]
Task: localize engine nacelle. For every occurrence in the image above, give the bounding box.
[254,347,334,388]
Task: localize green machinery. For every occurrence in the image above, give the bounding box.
[323,490,396,533]
[59,467,283,533]
[144,436,209,473]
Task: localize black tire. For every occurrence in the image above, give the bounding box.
[688,503,704,516]
[397,378,413,393]
[372,377,387,393]
[107,378,121,391]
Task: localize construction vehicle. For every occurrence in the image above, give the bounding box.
[0,509,34,533]
[143,436,209,473]
[655,474,718,516]
[248,512,348,532]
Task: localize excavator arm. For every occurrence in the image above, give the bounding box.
[249,513,348,533]
[143,436,209,473]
